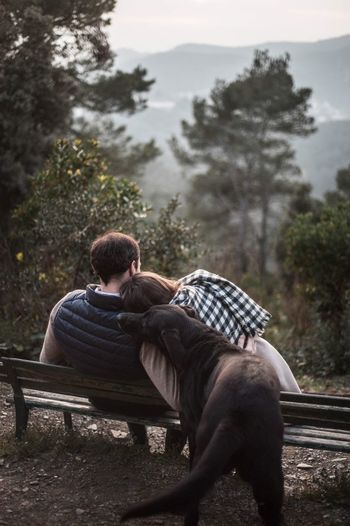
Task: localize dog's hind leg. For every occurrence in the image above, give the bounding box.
[184,501,199,526]
[249,454,284,526]
[165,428,187,454]
[180,413,196,468]
[188,430,197,469]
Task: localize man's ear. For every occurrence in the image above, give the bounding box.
[180,305,197,319]
[128,260,138,277]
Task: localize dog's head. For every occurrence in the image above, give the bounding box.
[117,304,198,368]
[117,304,196,341]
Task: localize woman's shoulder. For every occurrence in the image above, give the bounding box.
[179,269,213,281]
[179,269,228,286]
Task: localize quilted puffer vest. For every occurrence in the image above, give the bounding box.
[52,285,147,380]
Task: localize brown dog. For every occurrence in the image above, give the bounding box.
[118,304,284,526]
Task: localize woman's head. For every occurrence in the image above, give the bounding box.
[120,272,179,313]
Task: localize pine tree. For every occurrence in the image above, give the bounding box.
[0,1,155,228]
[171,50,315,276]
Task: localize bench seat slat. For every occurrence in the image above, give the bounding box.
[281,415,350,431]
[283,433,350,453]
[282,416,350,429]
[284,425,350,440]
[18,395,181,429]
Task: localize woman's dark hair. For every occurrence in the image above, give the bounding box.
[90,231,140,284]
[120,272,179,312]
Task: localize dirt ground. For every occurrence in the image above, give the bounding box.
[0,383,349,526]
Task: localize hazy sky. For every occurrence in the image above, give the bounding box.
[108,0,350,52]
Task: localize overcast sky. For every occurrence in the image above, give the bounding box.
[107,0,350,52]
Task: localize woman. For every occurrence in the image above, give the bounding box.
[121,269,301,410]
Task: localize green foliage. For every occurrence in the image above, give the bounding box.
[275,182,323,287]
[83,66,154,114]
[74,118,160,179]
[325,163,350,206]
[0,0,155,229]
[172,50,315,276]
[285,204,350,306]
[6,138,148,321]
[141,196,200,277]
[1,139,198,340]
[284,203,350,373]
[335,164,350,197]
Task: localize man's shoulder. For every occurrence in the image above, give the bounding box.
[61,289,86,303]
[50,289,86,321]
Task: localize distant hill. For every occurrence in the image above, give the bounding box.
[113,35,350,201]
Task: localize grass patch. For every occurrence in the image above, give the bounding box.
[0,421,139,460]
[297,374,350,395]
[0,419,187,467]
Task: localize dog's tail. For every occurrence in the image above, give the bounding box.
[120,419,241,522]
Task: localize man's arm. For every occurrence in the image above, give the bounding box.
[39,298,67,365]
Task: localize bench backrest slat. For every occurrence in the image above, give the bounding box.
[1,357,167,397]
[280,391,350,407]
[14,371,164,398]
[18,380,168,407]
[2,358,159,394]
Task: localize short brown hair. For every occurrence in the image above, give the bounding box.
[90,231,140,284]
[120,271,179,312]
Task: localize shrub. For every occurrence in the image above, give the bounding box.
[1,139,198,343]
[284,203,350,373]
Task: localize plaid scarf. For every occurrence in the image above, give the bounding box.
[170,269,271,344]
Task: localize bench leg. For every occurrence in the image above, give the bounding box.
[127,423,148,445]
[63,412,73,431]
[165,428,187,454]
[14,398,29,440]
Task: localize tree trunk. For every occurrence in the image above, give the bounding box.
[258,191,269,278]
[238,196,249,275]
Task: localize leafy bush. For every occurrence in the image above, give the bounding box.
[1,139,198,343]
[141,196,200,277]
[284,203,350,373]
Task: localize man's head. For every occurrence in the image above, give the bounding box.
[90,231,140,285]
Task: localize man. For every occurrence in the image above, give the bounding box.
[40,231,148,445]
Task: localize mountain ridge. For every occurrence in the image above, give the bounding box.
[117,34,350,56]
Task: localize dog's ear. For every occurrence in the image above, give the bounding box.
[160,328,187,369]
[179,305,197,319]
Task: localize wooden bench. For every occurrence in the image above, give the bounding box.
[0,356,349,453]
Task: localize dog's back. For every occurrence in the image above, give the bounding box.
[177,321,281,426]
